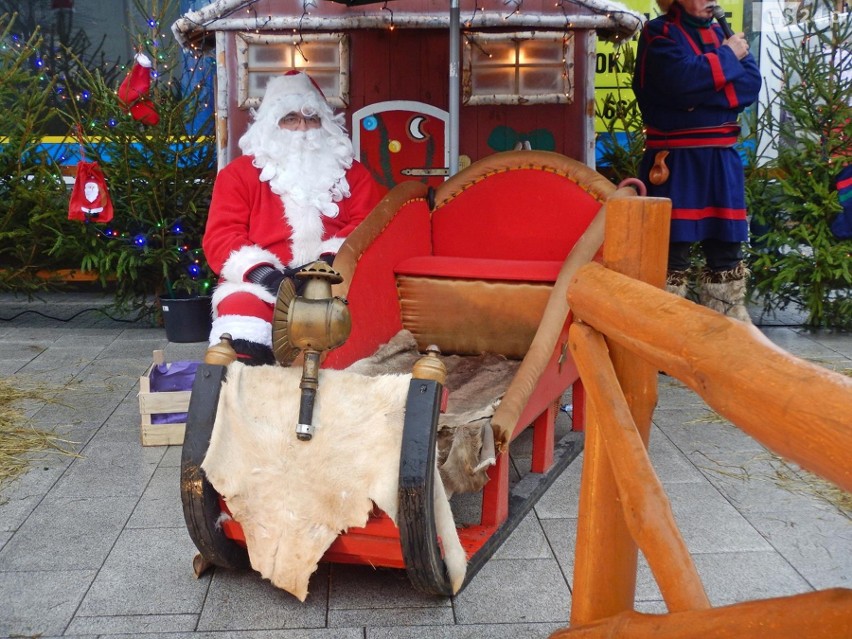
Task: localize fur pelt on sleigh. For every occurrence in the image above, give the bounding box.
[346,330,520,494]
[202,330,519,600]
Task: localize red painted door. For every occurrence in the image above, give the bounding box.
[352,101,448,190]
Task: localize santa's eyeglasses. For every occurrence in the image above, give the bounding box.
[279,113,322,129]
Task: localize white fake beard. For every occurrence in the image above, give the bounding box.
[254,129,352,267]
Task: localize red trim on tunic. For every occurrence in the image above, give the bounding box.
[672,21,726,91]
[673,22,702,54]
[699,27,719,46]
[646,135,738,148]
[837,176,852,190]
[725,83,740,109]
[647,124,740,136]
[707,53,726,91]
[673,206,744,221]
[645,124,740,148]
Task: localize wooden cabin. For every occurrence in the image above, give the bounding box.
[172,0,641,187]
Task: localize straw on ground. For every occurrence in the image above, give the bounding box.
[0,377,75,497]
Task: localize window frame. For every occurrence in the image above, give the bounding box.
[462,31,574,106]
[235,31,350,109]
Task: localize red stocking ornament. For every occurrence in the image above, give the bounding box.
[117,52,160,125]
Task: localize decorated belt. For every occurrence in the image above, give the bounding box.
[645,124,741,149]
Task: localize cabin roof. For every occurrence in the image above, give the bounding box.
[172,0,643,50]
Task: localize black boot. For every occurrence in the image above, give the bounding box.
[231,338,276,366]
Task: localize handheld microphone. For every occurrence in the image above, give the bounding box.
[711,4,735,39]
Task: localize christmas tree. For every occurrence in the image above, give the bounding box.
[61,0,216,319]
[0,13,77,293]
[0,0,122,124]
[746,1,852,328]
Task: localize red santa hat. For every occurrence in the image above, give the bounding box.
[284,69,325,97]
[239,70,349,159]
[253,71,330,122]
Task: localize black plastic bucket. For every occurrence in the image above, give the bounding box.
[159,295,212,343]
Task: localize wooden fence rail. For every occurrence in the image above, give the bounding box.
[549,196,852,638]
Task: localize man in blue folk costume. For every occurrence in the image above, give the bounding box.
[633,0,761,322]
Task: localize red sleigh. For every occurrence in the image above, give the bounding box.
[181,150,625,595]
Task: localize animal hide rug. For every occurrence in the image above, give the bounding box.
[201,362,466,601]
[346,330,520,496]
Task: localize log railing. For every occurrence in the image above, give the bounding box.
[549,196,852,639]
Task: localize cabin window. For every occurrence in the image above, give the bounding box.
[235,32,350,109]
[463,32,574,105]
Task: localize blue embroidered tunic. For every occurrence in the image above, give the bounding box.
[633,3,762,243]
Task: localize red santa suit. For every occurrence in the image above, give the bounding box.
[204,155,380,274]
[203,71,385,352]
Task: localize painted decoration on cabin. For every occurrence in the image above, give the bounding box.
[352,101,449,189]
[487,125,556,153]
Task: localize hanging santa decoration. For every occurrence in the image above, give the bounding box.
[117,52,160,126]
[68,160,114,223]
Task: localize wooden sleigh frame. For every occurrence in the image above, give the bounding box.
[180,150,638,595]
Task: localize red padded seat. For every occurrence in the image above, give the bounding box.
[393,256,563,283]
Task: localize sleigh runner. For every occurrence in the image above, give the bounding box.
[181,150,630,598]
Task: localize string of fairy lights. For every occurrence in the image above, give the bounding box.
[176,0,642,45]
[173,0,640,107]
[0,7,214,292]
[3,0,643,293]
[1,8,214,130]
[105,9,212,291]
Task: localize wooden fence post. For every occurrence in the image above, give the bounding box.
[570,196,671,624]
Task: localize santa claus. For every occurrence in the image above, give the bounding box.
[203,71,385,364]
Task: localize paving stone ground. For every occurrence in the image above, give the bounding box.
[0,292,848,638]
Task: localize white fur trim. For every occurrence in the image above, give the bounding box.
[135,53,152,68]
[211,280,277,316]
[221,245,285,283]
[282,197,325,268]
[209,315,272,347]
[319,237,345,256]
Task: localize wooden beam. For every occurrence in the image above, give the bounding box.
[550,588,852,639]
[567,263,852,494]
[569,322,709,612]
[570,196,671,624]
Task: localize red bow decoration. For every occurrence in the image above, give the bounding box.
[68,161,114,223]
[117,52,160,126]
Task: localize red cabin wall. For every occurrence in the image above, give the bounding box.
[222,28,592,166]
